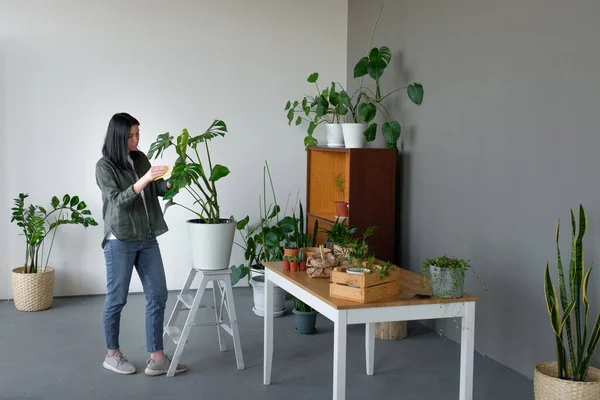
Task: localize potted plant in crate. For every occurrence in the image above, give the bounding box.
[534,205,600,399]
[340,3,424,149]
[10,193,97,311]
[148,119,234,271]
[293,298,318,335]
[286,74,349,148]
[420,255,486,299]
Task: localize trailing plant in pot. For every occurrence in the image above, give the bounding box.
[535,205,600,399]
[293,298,318,335]
[10,193,98,311]
[420,255,486,299]
[341,3,424,149]
[285,74,349,148]
[148,119,235,271]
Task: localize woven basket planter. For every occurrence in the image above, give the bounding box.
[11,267,55,312]
[534,362,600,400]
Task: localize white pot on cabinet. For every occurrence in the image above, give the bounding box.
[341,123,367,148]
[325,123,344,147]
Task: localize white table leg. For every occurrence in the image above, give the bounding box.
[365,322,375,376]
[333,311,347,400]
[263,273,274,385]
[459,302,476,400]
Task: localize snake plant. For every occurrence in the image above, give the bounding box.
[544,205,600,381]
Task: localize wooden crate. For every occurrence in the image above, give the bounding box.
[329,266,401,303]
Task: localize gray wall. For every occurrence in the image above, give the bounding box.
[348,0,600,378]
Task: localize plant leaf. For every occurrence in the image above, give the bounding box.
[354,57,369,79]
[209,164,230,182]
[307,73,318,83]
[407,83,424,105]
[364,123,377,142]
[304,135,318,148]
[285,100,291,111]
[70,196,79,207]
[358,102,376,122]
[295,116,302,126]
[287,108,294,125]
[367,48,387,80]
[382,121,401,146]
[379,46,391,65]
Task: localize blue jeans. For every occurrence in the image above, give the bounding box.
[103,237,168,353]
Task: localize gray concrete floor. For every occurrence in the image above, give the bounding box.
[0,288,532,400]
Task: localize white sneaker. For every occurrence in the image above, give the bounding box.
[103,350,137,374]
[145,355,187,376]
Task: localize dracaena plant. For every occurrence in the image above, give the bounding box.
[147,120,230,224]
[285,75,349,149]
[10,193,98,274]
[544,205,600,381]
[344,3,424,149]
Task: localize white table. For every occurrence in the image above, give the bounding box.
[262,262,478,400]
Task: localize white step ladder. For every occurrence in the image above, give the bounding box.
[163,264,244,377]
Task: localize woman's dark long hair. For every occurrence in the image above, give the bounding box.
[102,112,140,169]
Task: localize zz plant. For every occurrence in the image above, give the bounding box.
[544,205,600,381]
[10,193,97,274]
[147,120,230,223]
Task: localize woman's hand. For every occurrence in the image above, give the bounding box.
[144,166,169,183]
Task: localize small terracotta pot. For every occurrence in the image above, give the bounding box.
[300,261,307,271]
[284,248,300,258]
[290,262,299,272]
[334,201,349,217]
[282,260,290,270]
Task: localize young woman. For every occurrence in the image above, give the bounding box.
[96,112,186,376]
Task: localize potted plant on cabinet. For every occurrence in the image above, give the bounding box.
[340,3,424,149]
[148,120,235,272]
[333,173,348,218]
[420,255,486,299]
[535,205,600,399]
[10,193,98,311]
[286,74,349,148]
[293,298,318,335]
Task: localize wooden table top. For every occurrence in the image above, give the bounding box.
[262,262,479,310]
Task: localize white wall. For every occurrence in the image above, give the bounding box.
[348,0,600,379]
[0,0,348,299]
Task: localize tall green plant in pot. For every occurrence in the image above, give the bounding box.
[10,193,98,311]
[148,120,236,271]
[535,205,600,399]
[341,3,424,149]
[286,75,349,148]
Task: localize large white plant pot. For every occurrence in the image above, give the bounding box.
[342,123,367,148]
[251,275,286,317]
[326,123,344,147]
[187,219,236,270]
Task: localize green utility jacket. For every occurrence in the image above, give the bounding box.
[95,151,169,246]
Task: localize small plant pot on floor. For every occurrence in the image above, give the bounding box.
[293,309,318,334]
[251,275,286,317]
[534,362,600,400]
[12,266,55,312]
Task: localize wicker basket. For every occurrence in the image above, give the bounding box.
[11,267,55,312]
[534,362,600,400]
